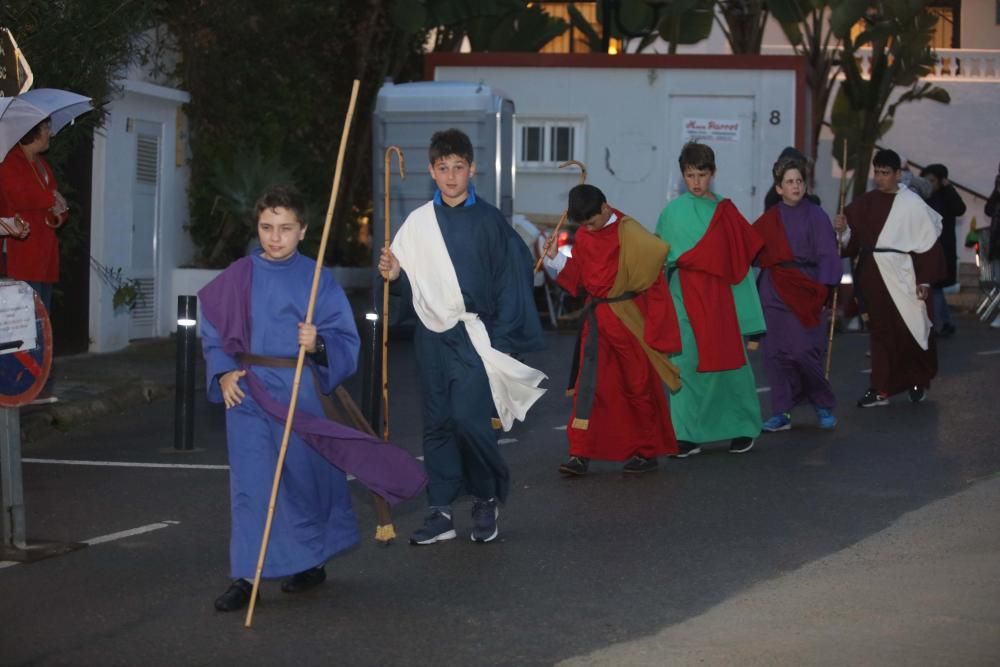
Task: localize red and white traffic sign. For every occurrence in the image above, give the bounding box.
[0,281,52,407]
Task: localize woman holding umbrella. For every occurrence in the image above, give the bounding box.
[0,116,68,313]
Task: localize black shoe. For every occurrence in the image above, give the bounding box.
[908,385,927,403]
[728,437,755,454]
[857,388,889,408]
[280,566,326,593]
[559,456,590,476]
[939,323,955,338]
[623,455,658,473]
[470,498,500,543]
[214,579,256,612]
[670,441,702,459]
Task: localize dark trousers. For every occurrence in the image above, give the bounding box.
[415,325,508,507]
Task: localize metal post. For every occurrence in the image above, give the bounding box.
[1,406,26,550]
[362,312,380,433]
[174,295,197,451]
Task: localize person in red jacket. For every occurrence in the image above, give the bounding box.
[0,118,69,313]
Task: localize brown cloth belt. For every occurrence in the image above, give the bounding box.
[237,353,376,436]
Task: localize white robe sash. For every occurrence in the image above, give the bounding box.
[391,201,547,431]
[871,185,943,350]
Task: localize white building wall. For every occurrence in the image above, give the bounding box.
[436,64,798,228]
[89,80,191,352]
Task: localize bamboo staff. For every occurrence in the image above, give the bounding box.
[381,146,405,441]
[825,141,849,380]
[533,160,588,273]
[244,79,361,629]
[368,146,406,548]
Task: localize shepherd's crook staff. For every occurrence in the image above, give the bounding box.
[244,79,361,629]
[381,146,404,441]
[825,142,849,380]
[370,146,405,546]
[533,160,588,273]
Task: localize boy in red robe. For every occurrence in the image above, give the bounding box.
[544,184,682,475]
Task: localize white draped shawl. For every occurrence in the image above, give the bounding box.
[873,185,943,350]
[391,202,547,431]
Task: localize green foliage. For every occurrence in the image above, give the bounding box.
[714,1,769,54]
[89,258,144,312]
[1,1,157,264]
[391,0,567,52]
[830,0,949,197]
[565,0,713,54]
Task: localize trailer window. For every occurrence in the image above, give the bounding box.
[516,118,584,168]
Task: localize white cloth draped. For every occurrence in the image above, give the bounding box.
[873,185,943,350]
[392,202,547,431]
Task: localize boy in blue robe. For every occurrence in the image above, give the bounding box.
[379,129,546,545]
[200,185,425,612]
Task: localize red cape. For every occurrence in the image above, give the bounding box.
[676,199,762,372]
[753,207,829,328]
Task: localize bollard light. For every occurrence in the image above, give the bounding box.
[174,295,197,451]
[361,311,381,433]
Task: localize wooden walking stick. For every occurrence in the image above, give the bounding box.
[825,141,849,380]
[244,79,361,628]
[533,160,588,273]
[369,146,405,547]
[381,146,404,441]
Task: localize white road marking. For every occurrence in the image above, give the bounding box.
[497,438,518,445]
[22,459,229,470]
[1,521,180,569]
[976,349,1000,356]
[83,521,177,546]
[861,369,872,374]
[553,425,567,431]
[756,387,771,393]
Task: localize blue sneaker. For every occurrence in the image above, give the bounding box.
[762,413,792,432]
[816,407,838,429]
[470,498,499,543]
[409,511,456,545]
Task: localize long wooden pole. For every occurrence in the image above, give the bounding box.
[244,79,361,628]
[825,141,849,380]
[533,160,588,273]
[381,146,404,441]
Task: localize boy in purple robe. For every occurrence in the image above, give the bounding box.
[200,185,425,612]
[753,157,843,431]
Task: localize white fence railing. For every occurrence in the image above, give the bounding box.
[761,45,1000,82]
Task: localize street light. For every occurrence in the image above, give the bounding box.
[174,295,197,451]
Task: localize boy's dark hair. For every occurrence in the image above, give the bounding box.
[567,184,607,223]
[254,184,307,225]
[772,156,807,186]
[920,163,948,180]
[872,149,902,171]
[678,141,716,173]
[429,128,474,164]
[19,118,51,145]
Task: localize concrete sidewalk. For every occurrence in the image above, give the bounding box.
[20,338,178,442]
[562,474,1000,666]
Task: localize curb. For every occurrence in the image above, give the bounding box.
[21,380,172,443]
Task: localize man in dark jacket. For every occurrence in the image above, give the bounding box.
[921,164,967,337]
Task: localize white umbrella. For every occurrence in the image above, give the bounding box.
[0,88,93,160]
[16,88,93,134]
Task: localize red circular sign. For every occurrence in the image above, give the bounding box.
[0,289,53,407]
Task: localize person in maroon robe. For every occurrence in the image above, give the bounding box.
[544,184,682,475]
[835,149,945,407]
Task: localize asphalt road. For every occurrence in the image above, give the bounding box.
[2,318,999,666]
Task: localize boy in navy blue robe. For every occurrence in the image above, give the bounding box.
[379,129,545,545]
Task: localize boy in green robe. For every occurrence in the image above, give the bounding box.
[655,142,766,456]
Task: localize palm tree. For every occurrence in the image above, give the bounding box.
[830,0,949,198]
